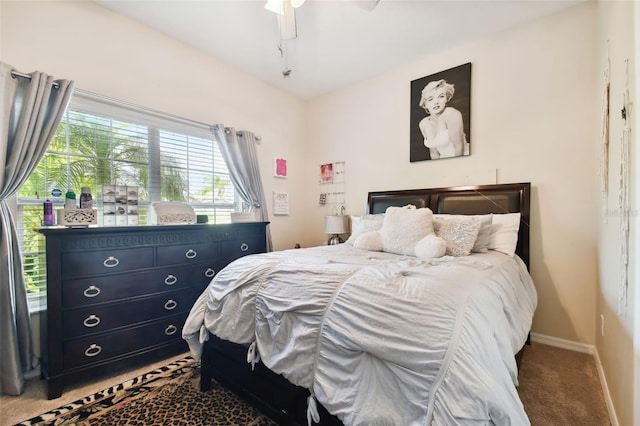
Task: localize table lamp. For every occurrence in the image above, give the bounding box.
[325,215,349,245]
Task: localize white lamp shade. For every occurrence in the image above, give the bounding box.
[325,215,349,234]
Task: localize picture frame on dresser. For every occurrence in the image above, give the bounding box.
[38,222,268,399]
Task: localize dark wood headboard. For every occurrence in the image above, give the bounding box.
[366,182,531,268]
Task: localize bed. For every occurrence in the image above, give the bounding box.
[183,182,536,425]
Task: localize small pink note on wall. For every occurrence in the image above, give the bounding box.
[275,158,287,178]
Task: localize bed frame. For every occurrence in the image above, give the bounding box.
[199,182,532,426]
[367,182,531,269]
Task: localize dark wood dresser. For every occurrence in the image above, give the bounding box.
[38,222,268,399]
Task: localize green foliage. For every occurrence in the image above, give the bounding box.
[20,111,190,199]
[18,108,235,301]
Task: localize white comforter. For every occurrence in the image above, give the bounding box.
[183,244,537,425]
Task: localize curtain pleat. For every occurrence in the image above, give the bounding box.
[0,62,74,395]
[213,125,272,252]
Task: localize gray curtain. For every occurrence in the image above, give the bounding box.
[0,62,74,395]
[213,125,272,252]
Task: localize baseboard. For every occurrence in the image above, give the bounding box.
[529,332,618,426]
[592,348,619,426]
[24,366,41,380]
[530,332,593,353]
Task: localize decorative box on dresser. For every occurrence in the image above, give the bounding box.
[39,222,268,399]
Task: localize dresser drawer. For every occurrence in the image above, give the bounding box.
[194,256,248,288]
[62,265,194,308]
[63,289,197,339]
[190,259,233,290]
[61,247,154,278]
[63,312,188,370]
[157,242,219,266]
[219,234,266,259]
[39,223,268,399]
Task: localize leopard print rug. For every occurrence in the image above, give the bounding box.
[17,357,277,426]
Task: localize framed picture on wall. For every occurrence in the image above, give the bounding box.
[274,157,287,178]
[320,163,333,183]
[409,62,471,162]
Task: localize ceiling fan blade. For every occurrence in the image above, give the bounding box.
[352,0,381,12]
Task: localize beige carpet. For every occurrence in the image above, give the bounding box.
[517,342,610,425]
[1,343,610,425]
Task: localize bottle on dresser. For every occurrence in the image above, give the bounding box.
[65,189,76,209]
[80,187,93,209]
[43,199,54,226]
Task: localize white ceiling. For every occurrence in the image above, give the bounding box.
[95,0,584,100]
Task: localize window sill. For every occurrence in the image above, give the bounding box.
[28,296,46,315]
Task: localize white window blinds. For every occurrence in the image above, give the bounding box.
[17,90,237,311]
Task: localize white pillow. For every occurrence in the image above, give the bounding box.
[345,214,384,245]
[488,213,521,257]
[472,215,493,252]
[353,230,384,251]
[433,216,481,257]
[379,205,435,256]
[434,214,492,252]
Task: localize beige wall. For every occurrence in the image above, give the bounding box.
[0,0,309,365]
[596,1,637,425]
[635,3,639,421]
[307,3,599,346]
[0,0,308,253]
[3,0,636,423]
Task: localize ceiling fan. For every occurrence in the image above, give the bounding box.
[264,0,381,40]
[352,0,382,12]
[264,0,381,77]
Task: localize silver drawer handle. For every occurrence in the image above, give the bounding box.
[103,256,120,268]
[164,274,177,285]
[164,299,177,310]
[185,249,197,259]
[84,344,102,357]
[83,314,101,328]
[164,325,177,335]
[240,243,249,252]
[83,285,101,298]
[204,268,215,278]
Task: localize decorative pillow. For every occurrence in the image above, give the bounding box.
[379,205,435,256]
[353,230,383,252]
[488,213,521,257]
[433,216,482,257]
[415,234,447,260]
[345,214,384,245]
[472,215,493,252]
[434,214,492,252]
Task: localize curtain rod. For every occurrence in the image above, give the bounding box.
[76,88,262,142]
[10,73,261,142]
[10,69,60,89]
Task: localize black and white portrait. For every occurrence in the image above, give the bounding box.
[410,63,471,162]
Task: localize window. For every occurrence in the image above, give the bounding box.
[17,91,237,312]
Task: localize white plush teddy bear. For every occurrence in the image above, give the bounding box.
[353,205,446,260]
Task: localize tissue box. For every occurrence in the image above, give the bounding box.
[57,208,97,227]
[149,202,196,225]
[231,212,259,223]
